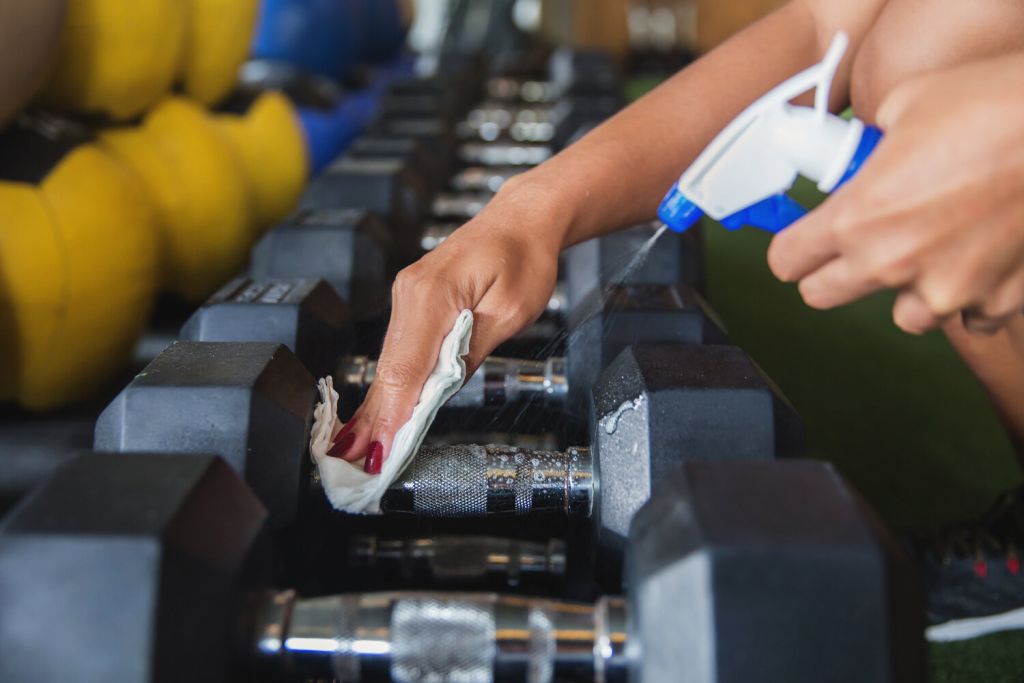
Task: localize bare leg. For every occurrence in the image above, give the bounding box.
[944,316,1024,464]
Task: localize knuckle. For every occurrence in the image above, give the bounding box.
[877,77,924,125]
[372,359,418,392]
[393,265,441,297]
[830,209,861,245]
[919,281,963,317]
[371,414,400,437]
[873,254,916,288]
[392,266,423,293]
[505,302,538,332]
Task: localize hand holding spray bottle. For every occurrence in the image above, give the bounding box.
[658,32,882,235]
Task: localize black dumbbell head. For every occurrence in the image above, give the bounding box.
[566,283,728,414]
[94,342,315,528]
[0,452,268,683]
[249,208,392,319]
[627,460,926,683]
[550,94,623,150]
[181,277,352,379]
[590,344,804,555]
[347,135,443,193]
[300,157,427,260]
[563,223,705,309]
[366,117,456,177]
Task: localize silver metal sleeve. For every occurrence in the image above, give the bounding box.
[340,356,568,411]
[382,445,592,518]
[337,355,374,392]
[446,356,567,409]
[348,536,567,586]
[256,591,628,683]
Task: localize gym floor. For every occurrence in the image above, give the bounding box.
[702,177,1024,681]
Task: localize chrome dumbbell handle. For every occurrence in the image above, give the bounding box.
[486,77,561,103]
[339,356,568,410]
[256,590,627,683]
[383,444,592,518]
[348,535,567,586]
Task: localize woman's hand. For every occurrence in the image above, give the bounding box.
[329,177,564,473]
[767,53,1024,334]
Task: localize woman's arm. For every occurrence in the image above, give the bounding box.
[335,0,888,471]
[513,0,889,247]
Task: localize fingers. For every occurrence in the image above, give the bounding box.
[463,288,539,374]
[334,267,462,472]
[892,289,942,334]
[766,198,842,283]
[797,256,882,310]
[875,76,929,130]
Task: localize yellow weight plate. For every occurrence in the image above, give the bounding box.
[0,141,159,410]
[0,184,64,405]
[100,96,252,302]
[40,0,186,120]
[179,0,260,106]
[216,90,308,236]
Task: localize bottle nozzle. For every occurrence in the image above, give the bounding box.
[657,185,703,233]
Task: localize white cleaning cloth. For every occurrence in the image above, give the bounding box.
[310,310,474,513]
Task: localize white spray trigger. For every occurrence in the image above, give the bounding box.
[659,31,879,234]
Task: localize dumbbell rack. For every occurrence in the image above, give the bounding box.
[0,48,928,683]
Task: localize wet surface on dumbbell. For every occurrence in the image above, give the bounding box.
[94,303,806,598]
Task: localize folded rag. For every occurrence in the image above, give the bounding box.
[309,310,474,513]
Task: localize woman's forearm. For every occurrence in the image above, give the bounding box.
[503,0,892,248]
[525,1,820,247]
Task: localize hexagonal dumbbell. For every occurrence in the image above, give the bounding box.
[0,452,925,682]
[181,278,726,430]
[300,156,428,263]
[249,208,393,321]
[93,338,801,553]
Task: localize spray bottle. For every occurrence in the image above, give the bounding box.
[658,32,882,234]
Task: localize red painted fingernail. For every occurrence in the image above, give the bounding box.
[973,560,988,579]
[332,417,358,444]
[326,432,355,459]
[364,441,383,474]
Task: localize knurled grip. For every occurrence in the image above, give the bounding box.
[390,597,498,683]
[383,445,592,518]
[259,591,628,683]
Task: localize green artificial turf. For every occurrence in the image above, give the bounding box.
[702,178,1022,529]
[930,632,1024,683]
[700,179,1024,681]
